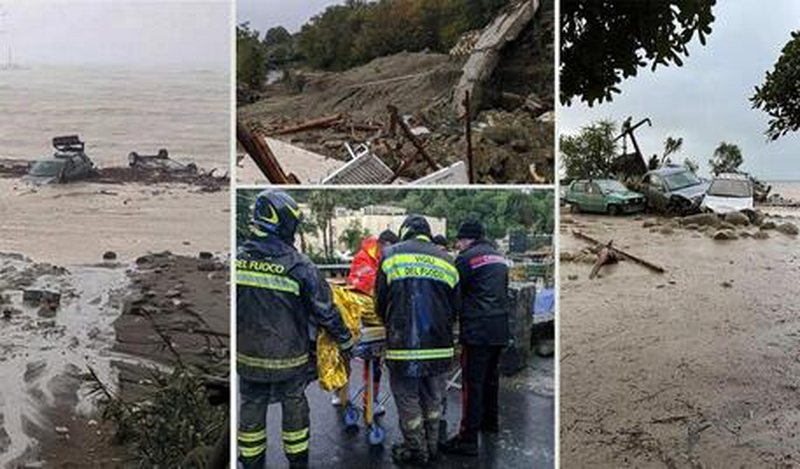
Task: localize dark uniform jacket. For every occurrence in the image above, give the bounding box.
[455,239,510,346]
[237,235,353,383]
[375,235,459,377]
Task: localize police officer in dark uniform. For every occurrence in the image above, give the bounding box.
[237,189,354,469]
[443,220,510,456]
[375,215,460,465]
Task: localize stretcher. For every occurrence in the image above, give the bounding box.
[337,325,464,447]
[338,325,391,445]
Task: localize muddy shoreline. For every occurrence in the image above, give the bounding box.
[0,251,229,468]
[559,208,800,467]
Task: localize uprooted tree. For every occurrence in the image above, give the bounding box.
[752,30,800,140]
[560,0,716,106]
[708,141,744,175]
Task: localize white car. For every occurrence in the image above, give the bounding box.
[701,173,754,214]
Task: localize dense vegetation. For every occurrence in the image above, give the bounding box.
[237,0,511,86]
[752,30,800,140]
[237,189,554,261]
[560,0,716,106]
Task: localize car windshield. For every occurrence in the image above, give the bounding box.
[595,180,628,193]
[28,160,64,177]
[708,179,752,198]
[663,171,701,191]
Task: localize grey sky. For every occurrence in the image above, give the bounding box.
[560,1,800,181]
[2,1,230,70]
[237,0,343,34]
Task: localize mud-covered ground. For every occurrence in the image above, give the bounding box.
[0,252,229,467]
[0,178,228,265]
[559,208,800,467]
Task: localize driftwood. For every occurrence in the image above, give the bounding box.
[589,243,619,279]
[573,230,666,274]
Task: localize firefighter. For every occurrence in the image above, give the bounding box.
[442,220,510,456]
[237,189,354,469]
[330,229,399,413]
[375,215,460,465]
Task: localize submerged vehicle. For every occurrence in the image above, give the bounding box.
[564,179,646,215]
[640,166,710,215]
[701,173,754,214]
[24,135,95,184]
[128,149,197,173]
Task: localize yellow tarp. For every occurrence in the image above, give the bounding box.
[317,286,382,391]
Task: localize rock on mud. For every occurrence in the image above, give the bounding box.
[724,211,750,226]
[712,230,737,241]
[681,213,719,227]
[776,223,799,236]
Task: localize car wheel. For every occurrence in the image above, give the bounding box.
[607,204,620,216]
[570,203,581,213]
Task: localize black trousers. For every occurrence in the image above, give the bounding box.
[459,344,503,444]
[238,376,310,469]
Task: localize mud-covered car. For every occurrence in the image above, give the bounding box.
[24,135,95,184]
[640,166,710,215]
[701,173,754,215]
[564,179,646,215]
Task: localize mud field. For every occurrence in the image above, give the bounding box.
[559,209,800,467]
[0,251,229,467]
[0,178,228,265]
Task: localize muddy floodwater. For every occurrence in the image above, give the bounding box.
[0,255,129,466]
[0,66,229,171]
[559,209,800,467]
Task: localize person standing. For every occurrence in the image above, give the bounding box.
[443,220,510,456]
[375,215,460,465]
[330,230,399,413]
[237,189,354,469]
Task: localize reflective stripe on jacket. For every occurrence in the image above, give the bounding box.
[237,235,353,383]
[375,236,459,377]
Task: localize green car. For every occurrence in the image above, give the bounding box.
[564,179,646,215]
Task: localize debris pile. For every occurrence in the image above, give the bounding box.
[238,0,554,183]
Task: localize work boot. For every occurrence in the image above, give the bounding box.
[391,443,429,466]
[287,452,309,469]
[441,435,478,456]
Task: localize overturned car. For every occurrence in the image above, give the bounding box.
[24,135,96,184]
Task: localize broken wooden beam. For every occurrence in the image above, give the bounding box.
[589,242,619,279]
[271,114,344,136]
[572,230,666,274]
[463,91,475,183]
[236,122,299,184]
[387,105,441,172]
